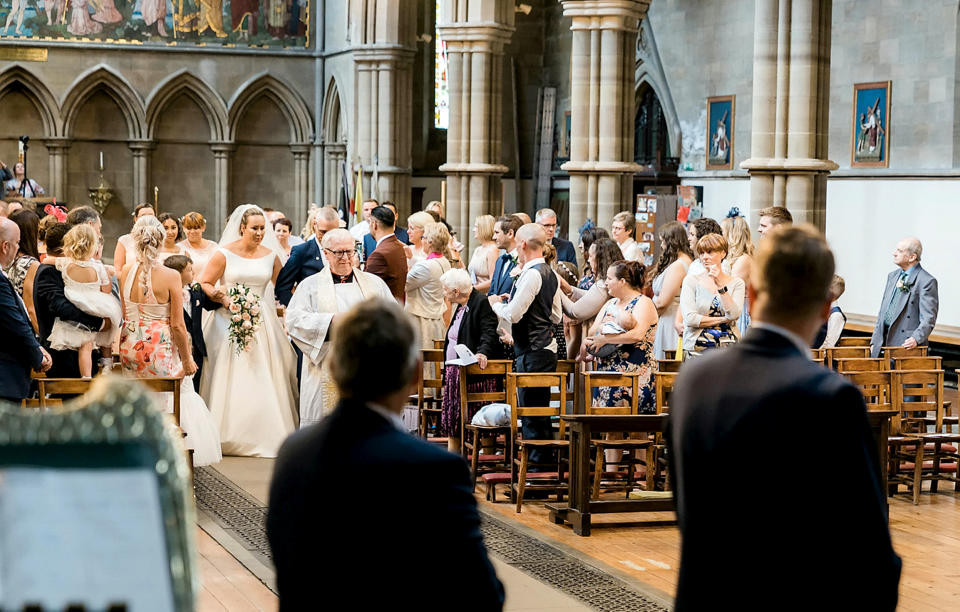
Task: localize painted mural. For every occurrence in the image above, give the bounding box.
[0,0,308,47]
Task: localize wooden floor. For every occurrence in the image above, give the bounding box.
[197,527,277,612]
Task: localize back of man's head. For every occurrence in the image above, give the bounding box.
[516,223,546,252]
[759,206,793,226]
[370,206,396,229]
[66,205,100,227]
[752,224,835,326]
[330,298,419,401]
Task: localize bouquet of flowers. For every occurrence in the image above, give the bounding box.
[227,284,262,354]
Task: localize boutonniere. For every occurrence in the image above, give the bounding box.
[508,266,522,278]
[896,277,912,293]
[509,255,519,267]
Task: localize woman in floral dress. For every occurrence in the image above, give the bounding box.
[583,260,659,413]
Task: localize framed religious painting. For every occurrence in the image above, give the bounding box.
[705,95,735,170]
[851,81,891,167]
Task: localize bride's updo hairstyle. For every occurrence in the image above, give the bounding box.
[132,215,165,292]
[238,205,266,236]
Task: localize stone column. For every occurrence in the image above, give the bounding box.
[209,142,234,231]
[438,1,515,256]
[741,0,836,230]
[128,140,154,206]
[290,144,311,232]
[351,1,416,221]
[323,144,347,209]
[561,0,647,240]
[43,137,71,200]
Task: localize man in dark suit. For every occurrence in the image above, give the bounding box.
[0,218,51,401]
[34,222,108,379]
[267,298,504,610]
[869,237,938,357]
[362,201,409,258]
[276,207,341,306]
[535,207,576,265]
[163,254,220,391]
[363,205,407,302]
[668,225,901,611]
[487,214,523,297]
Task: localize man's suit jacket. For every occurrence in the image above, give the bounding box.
[35,263,104,379]
[363,226,410,259]
[363,234,408,301]
[870,264,938,357]
[443,289,505,362]
[668,327,901,611]
[267,400,504,610]
[487,252,517,297]
[276,238,324,306]
[551,236,577,265]
[0,274,44,400]
[183,286,221,359]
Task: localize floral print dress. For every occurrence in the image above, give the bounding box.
[119,264,181,377]
[592,296,657,413]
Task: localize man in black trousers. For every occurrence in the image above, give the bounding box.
[489,223,562,467]
[668,225,901,611]
[267,298,503,611]
[0,217,51,402]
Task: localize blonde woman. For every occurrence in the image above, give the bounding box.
[468,214,499,292]
[405,222,452,353]
[612,211,642,262]
[721,212,754,331]
[405,211,435,267]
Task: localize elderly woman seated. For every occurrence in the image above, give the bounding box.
[680,233,745,355]
[438,268,504,453]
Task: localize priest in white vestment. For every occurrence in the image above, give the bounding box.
[286,229,393,427]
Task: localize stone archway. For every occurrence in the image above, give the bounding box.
[321,77,347,209]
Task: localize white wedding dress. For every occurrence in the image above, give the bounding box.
[200,245,299,458]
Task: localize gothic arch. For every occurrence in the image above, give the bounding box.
[145,70,228,142]
[228,73,313,143]
[635,19,681,158]
[0,65,61,137]
[61,65,146,140]
[321,77,346,144]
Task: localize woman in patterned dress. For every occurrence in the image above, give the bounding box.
[583,260,659,413]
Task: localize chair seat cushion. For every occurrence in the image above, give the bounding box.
[481,472,511,484]
[517,439,569,447]
[898,461,958,472]
[478,454,505,462]
[592,440,652,449]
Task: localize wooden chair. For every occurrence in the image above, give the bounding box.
[663,349,680,361]
[883,346,928,359]
[416,349,446,440]
[890,369,957,502]
[657,359,682,373]
[36,378,92,410]
[647,371,678,491]
[835,358,885,373]
[825,346,870,369]
[892,356,941,371]
[837,337,871,347]
[582,371,650,498]
[810,348,826,366]
[507,372,570,513]
[459,359,513,487]
[843,370,893,411]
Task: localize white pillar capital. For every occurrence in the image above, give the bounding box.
[561,0,649,26]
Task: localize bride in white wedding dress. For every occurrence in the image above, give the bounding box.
[199,204,299,457]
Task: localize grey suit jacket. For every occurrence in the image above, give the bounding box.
[870,264,938,357]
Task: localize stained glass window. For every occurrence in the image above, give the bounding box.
[434,2,449,129]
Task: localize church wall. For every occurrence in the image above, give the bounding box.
[0,89,48,191]
[153,94,217,221]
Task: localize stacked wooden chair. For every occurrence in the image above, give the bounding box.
[581,371,650,499]
[508,371,570,512]
[416,348,446,441]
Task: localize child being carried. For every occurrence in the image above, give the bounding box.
[46,224,122,377]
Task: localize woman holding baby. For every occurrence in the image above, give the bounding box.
[582,259,659,412]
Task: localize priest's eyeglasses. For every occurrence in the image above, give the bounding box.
[323,248,354,259]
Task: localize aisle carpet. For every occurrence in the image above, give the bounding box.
[194,466,669,611]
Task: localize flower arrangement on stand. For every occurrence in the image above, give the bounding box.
[227,284,262,354]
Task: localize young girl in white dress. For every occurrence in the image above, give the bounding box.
[46,224,122,377]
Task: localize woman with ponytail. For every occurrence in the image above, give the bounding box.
[118,216,196,379]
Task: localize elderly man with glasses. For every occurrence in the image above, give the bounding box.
[285,228,394,427]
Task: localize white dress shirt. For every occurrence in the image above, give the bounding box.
[491,257,563,351]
